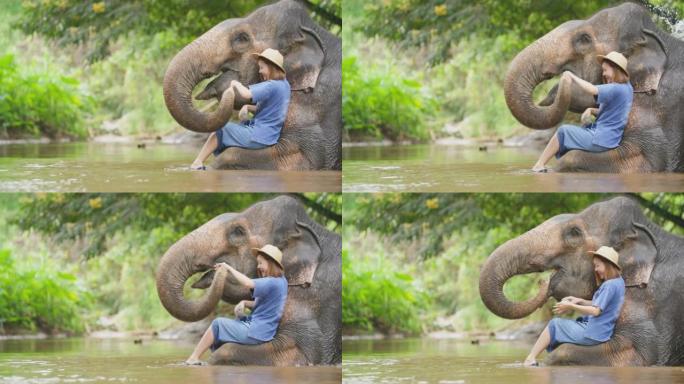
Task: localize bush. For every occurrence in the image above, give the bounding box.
[342,245,428,335]
[0,248,89,334]
[343,54,436,142]
[0,54,92,138]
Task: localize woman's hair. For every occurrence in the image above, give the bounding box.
[259,58,286,81]
[594,256,621,286]
[258,254,284,278]
[603,60,630,84]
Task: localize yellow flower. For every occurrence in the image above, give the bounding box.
[425,198,439,209]
[89,197,102,209]
[92,2,105,13]
[434,4,447,16]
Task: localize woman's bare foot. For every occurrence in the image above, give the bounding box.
[523,357,539,367]
[184,358,206,366]
[190,162,206,171]
[531,164,548,173]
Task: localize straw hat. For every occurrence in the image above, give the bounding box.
[588,246,621,270]
[597,51,629,76]
[254,48,286,73]
[252,244,284,270]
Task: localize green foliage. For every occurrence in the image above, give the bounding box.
[342,246,427,334]
[15,193,340,259]
[0,54,93,138]
[17,0,341,63]
[343,55,437,141]
[0,248,90,334]
[359,0,658,65]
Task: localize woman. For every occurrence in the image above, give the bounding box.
[184,244,288,365]
[523,246,625,366]
[190,48,291,170]
[532,51,633,172]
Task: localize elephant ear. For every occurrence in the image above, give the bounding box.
[276,220,322,287]
[610,222,658,288]
[278,24,326,93]
[619,22,667,94]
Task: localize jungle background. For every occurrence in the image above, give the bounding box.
[343,0,684,143]
[0,193,340,335]
[342,193,684,336]
[0,0,340,140]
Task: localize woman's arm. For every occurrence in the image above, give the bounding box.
[215,262,255,289]
[562,71,598,96]
[554,301,601,316]
[230,80,252,100]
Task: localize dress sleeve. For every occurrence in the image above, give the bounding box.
[596,84,617,105]
[591,282,616,313]
[249,81,274,103]
[252,277,274,299]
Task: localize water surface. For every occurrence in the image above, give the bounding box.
[0,338,340,384]
[343,145,684,192]
[343,338,684,384]
[0,143,340,192]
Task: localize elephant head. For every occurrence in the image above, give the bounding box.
[156,195,327,322]
[479,196,659,319]
[163,0,329,133]
[504,3,668,129]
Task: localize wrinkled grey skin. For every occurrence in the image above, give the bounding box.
[156,196,341,365]
[505,3,684,172]
[479,197,684,366]
[163,0,341,170]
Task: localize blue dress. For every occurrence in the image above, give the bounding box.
[547,276,625,352]
[213,79,291,156]
[210,276,288,351]
[556,82,633,158]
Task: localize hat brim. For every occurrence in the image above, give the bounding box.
[596,55,628,76]
[253,53,286,74]
[252,247,284,270]
[588,251,621,270]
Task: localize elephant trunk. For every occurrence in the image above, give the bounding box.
[504,36,572,129]
[479,235,550,319]
[163,26,235,133]
[156,242,226,322]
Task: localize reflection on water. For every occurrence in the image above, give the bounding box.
[343,145,684,192]
[343,338,684,384]
[0,143,340,192]
[0,338,340,384]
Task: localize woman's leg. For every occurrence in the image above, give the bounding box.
[185,325,215,364]
[532,133,560,172]
[190,133,218,169]
[524,324,551,366]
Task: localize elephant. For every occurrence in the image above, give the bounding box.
[163,0,341,170]
[155,195,341,365]
[504,3,684,172]
[479,196,684,366]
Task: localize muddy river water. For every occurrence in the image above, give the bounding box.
[343,338,684,384]
[0,338,340,384]
[0,142,340,192]
[343,145,684,192]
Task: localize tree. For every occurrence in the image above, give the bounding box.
[17,0,341,62]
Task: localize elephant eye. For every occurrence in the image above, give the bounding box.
[231,32,251,51]
[229,225,247,244]
[575,33,592,45]
[563,226,584,247]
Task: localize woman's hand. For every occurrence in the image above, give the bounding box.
[581,108,594,126]
[234,300,247,318]
[213,262,233,273]
[229,80,243,89]
[239,105,251,121]
[552,301,575,315]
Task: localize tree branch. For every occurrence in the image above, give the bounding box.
[296,0,342,26]
[289,193,342,225]
[628,193,684,229]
